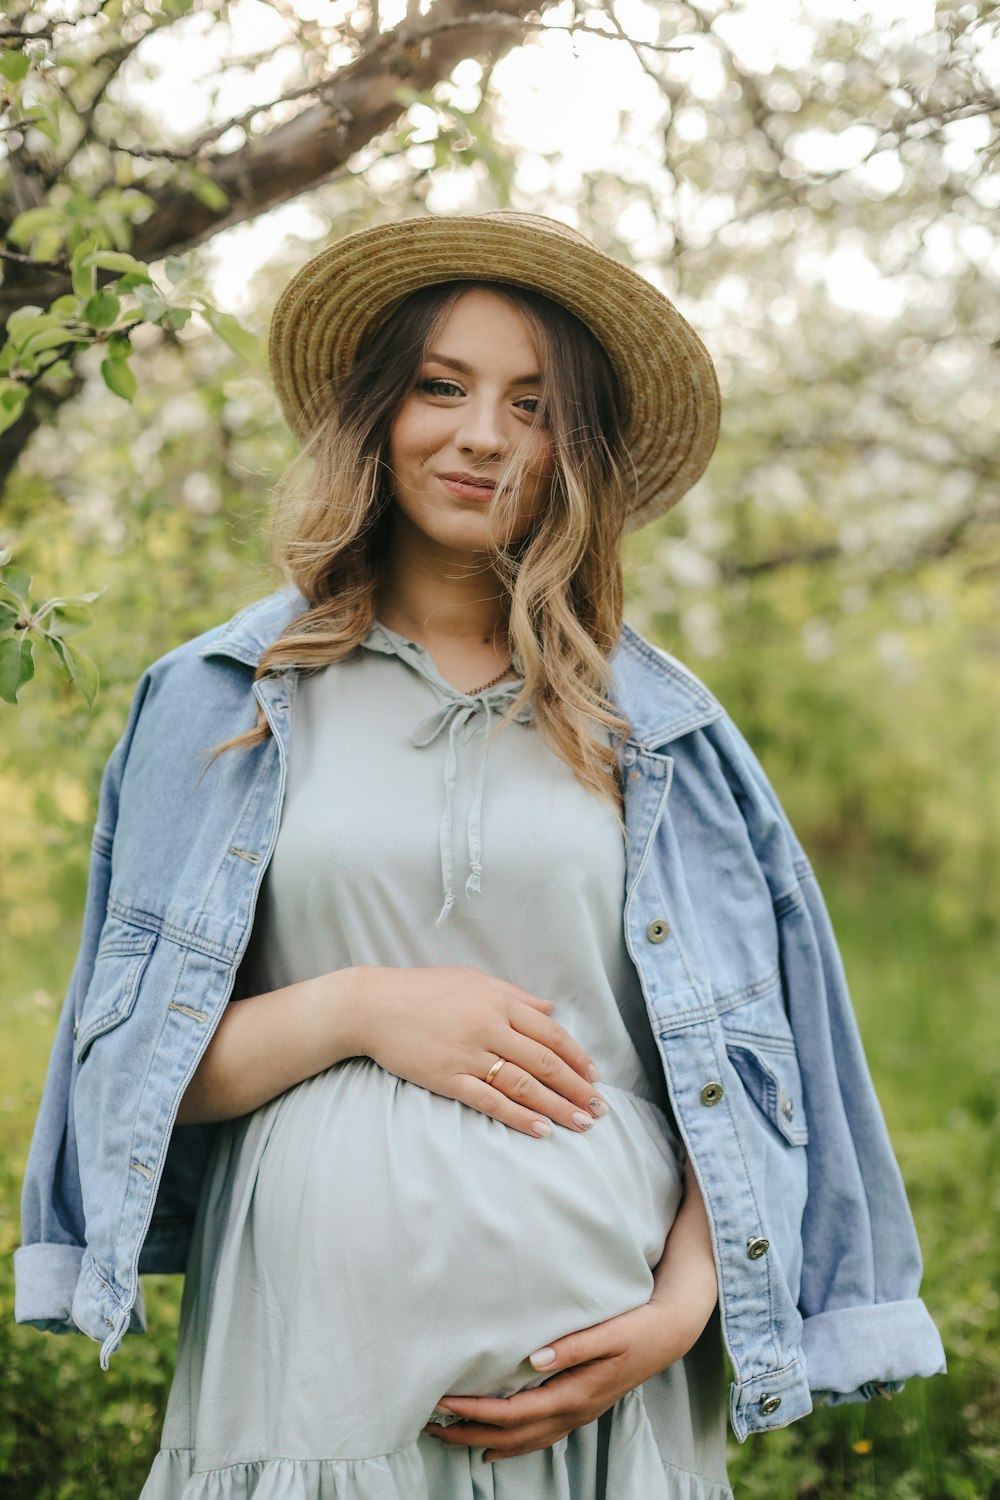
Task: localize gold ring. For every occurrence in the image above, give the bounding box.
[484,1058,507,1086]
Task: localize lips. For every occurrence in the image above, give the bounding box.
[436,472,498,501]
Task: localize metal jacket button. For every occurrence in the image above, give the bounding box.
[646,918,670,943]
[700,1081,724,1106]
[747,1237,770,1259]
[760,1394,782,1416]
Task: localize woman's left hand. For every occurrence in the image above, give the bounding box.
[422,1294,709,1463]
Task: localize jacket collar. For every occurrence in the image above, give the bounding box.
[199,586,308,670]
[611,622,723,747]
[200,588,722,748]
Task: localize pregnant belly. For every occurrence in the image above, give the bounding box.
[191,1059,683,1460]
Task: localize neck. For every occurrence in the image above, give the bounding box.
[376,517,510,651]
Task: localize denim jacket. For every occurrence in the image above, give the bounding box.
[14,587,945,1440]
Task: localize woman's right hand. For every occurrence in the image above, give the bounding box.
[347,964,609,1139]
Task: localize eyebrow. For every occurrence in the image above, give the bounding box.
[423,352,542,385]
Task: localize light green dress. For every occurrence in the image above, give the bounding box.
[140,621,732,1500]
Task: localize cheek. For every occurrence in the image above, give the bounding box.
[525,435,555,494]
[391,402,451,465]
[389,405,428,469]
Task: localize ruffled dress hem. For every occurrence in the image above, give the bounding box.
[141,1447,734,1500]
[141,1398,734,1500]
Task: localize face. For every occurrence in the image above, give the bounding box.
[387,289,555,557]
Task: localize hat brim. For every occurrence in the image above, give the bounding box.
[267,214,720,530]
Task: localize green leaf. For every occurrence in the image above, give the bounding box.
[7,208,62,249]
[7,313,62,351]
[0,382,29,435]
[105,215,132,252]
[134,284,167,322]
[106,331,132,358]
[32,117,61,145]
[44,589,105,610]
[198,303,261,364]
[50,294,81,317]
[116,271,153,293]
[189,173,229,212]
[39,358,75,386]
[5,306,49,345]
[0,49,31,84]
[0,635,34,704]
[0,565,31,604]
[20,326,88,359]
[33,226,65,261]
[82,251,149,276]
[83,291,121,328]
[48,636,99,706]
[70,237,99,300]
[100,357,137,401]
[48,603,94,631]
[163,306,192,332]
[0,601,18,631]
[34,588,105,631]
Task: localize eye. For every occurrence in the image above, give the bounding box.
[416,377,464,398]
[515,395,541,415]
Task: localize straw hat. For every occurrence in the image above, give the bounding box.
[267,211,721,531]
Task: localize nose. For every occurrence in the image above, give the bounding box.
[454,390,508,459]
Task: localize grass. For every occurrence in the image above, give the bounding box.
[1,864,996,1499]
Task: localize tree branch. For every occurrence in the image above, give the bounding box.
[598,0,671,93]
[0,0,563,495]
[90,9,688,167]
[0,245,70,269]
[131,0,563,261]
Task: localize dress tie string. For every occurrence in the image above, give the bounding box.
[410,692,531,927]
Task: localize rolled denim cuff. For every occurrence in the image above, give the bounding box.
[13,1242,84,1332]
[802,1298,946,1400]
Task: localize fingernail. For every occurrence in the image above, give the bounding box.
[572,1111,593,1130]
[587,1064,601,1082]
[530,1347,556,1368]
[588,1097,608,1117]
[531,1119,552,1137]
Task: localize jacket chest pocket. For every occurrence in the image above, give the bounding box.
[74,918,157,1064]
[724,1036,809,1147]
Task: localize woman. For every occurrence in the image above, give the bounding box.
[15,213,946,1499]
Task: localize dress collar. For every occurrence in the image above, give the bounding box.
[361,620,532,927]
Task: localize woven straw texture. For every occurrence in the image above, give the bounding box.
[267,212,721,530]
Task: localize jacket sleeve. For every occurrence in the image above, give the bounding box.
[14,673,151,1333]
[717,714,947,1403]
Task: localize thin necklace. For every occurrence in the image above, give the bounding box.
[467,659,515,695]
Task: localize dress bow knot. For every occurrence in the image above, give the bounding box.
[410,690,531,927]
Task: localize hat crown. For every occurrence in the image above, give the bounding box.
[477,211,593,252]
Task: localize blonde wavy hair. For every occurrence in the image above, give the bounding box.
[223,280,637,818]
